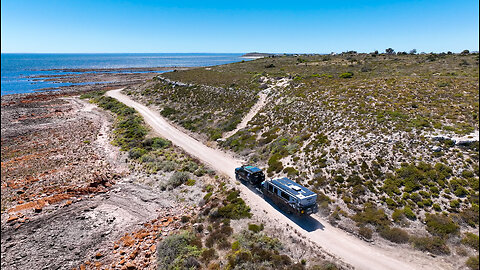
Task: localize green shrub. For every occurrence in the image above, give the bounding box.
[168,171,190,188]
[227,229,291,269]
[156,231,202,269]
[226,249,253,268]
[248,223,264,233]
[403,206,416,220]
[208,128,223,141]
[183,161,199,173]
[203,192,213,202]
[352,203,390,228]
[216,190,251,219]
[460,205,479,226]
[342,195,352,204]
[310,262,339,270]
[235,230,282,251]
[466,255,479,270]
[395,164,426,193]
[185,179,196,186]
[231,241,240,251]
[143,137,170,149]
[425,213,459,237]
[79,90,106,99]
[334,175,345,183]
[462,170,475,178]
[267,153,284,173]
[450,199,460,208]
[283,166,299,176]
[410,193,422,202]
[392,208,404,223]
[201,248,217,263]
[161,106,178,117]
[385,198,397,208]
[205,222,233,249]
[90,96,149,151]
[422,198,433,207]
[139,153,156,163]
[128,147,147,159]
[193,167,207,177]
[461,232,479,251]
[358,226,373,240]
[339,72,353,78]
[433,203,442,212]
[410,236,450,255]
[162,161,176,172]
[379,226,410,243]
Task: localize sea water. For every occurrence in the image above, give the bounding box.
[1,53,245,96]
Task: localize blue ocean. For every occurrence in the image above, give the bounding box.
[1,53,246,96]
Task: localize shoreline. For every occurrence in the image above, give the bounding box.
[1,66,195,98]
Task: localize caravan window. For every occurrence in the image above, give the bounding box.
[268,184,273,192]
[280,191,290,200]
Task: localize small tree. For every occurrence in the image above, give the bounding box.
[409,49,417,55]
[385,48,395,54]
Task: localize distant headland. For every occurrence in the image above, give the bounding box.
[241,52,275,58]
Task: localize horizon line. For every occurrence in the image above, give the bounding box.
[1,52,250,54]
[1,49,478,55]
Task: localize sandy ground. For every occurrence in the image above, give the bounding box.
[107,89,456,270]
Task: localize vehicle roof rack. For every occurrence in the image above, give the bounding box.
[243,165,262,173]
[270,177,316,199]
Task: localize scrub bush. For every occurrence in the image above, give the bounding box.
[410,236,450,255]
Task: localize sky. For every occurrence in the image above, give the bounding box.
[1,0,479,53]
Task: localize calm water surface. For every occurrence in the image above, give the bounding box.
[1,53,246,96]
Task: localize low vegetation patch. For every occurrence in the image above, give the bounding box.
[156,231,202,269]
[248,223,264,233]
[215,189,252,219]
[466,255,479,270]
[93,95,148,151]
[352,203,390,229]
[461,232,479,250]
[358,226,373,240]
[425,213,459,237]
[410,236,450,255]
[379,226,410,244]
[163,171,190,190]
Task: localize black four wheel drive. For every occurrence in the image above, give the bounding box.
[235,165,265,186]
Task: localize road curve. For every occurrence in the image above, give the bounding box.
[106,89,448,270]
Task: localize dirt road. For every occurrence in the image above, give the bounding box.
[107,89,452,270]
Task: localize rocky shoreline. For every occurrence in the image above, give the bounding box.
[0,73,199,269]
[2,66,195,99]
